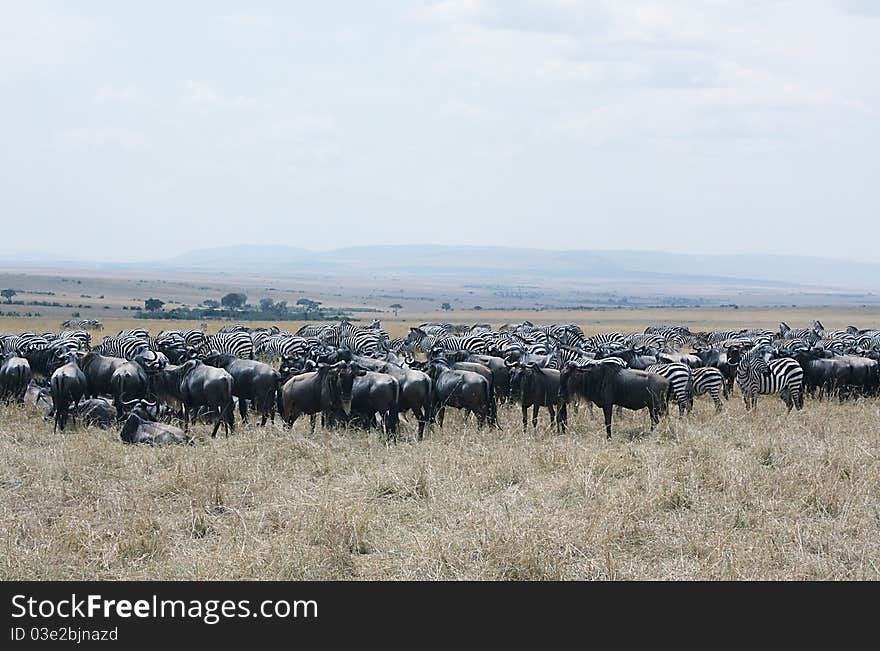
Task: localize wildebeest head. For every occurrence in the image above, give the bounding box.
[122,398,160,421]
[320,361,366,415]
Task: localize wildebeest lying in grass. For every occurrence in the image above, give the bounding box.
[120,410,192,446]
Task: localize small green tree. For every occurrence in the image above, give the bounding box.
[144,298,165,311]
[221,292,247,309]
[441,302,452,311]
[390,303,402,316]
[1,289,16,304]
[259,298,275,312]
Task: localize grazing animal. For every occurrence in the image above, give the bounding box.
[730,346,804,412]
[559,360,670,439]
[423,357,492,428]
[692,366,725,411]
[49,352,87,432]
[507,362,567,432]
[0,352,32,403]
[120,411,191,446]
[279,361,365,432]
[203,352,280,426]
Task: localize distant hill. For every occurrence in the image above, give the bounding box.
[154,244,880,291]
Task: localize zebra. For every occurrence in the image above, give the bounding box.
[545,345,594,370]
[693,366,725,411]
[1,333,52,355]
[61,319,103,330]
[734,346,804,412]
[646,362,693,415]
[589,332,628,349]
[93,335,155,360]
[218,324,248,333]
[256,335,314,361]
[778,322,820,345]
[199,332,254,359]
[46,330,91,351]
[116,328,149,340]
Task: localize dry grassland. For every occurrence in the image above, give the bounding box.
[2,395,879,580]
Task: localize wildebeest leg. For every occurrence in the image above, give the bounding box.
[557,403,567,433]
[521,405,528,431]
[547,404,555,429]
[616,405,623,418]
[210,406,222,438]
[238,397,248,424]
[603,404,613,440]
[532,404,540,429]
[437,407,445,428]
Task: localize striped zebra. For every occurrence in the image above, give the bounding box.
[44,330,91,351]
[855,330,880,351]
[258,335,316,360]
[199,332,254,359]
[693,366,724,411]
[646,362,693,415]
[778,322,820,345]
[1,332,52,354]
[93,335,154,360]
[295,323,337,338]
[589,332,628,349]
[218,324,248,333]
[546,345,594,370]
[116,327,149,340]
[734,346,804,412]
[61,319,103,330]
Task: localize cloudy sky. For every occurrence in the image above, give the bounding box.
[2,1,878,262]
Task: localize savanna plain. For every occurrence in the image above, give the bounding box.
[2,310,880,580]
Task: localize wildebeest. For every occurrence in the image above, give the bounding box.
[120,411,191,446]
[279,361,364,432]
[151,360,235,437]
[0,352,32,403]
[50,351,87,432]
[559,360,670,439]
[423,357,492,428]
[352,355,432,439]
[507,361,567,432]
[110,361,149,420]
[73,398,117,428]
[203,352,280,426]
[346,371,400,439]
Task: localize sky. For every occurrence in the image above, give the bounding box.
[1,1,879,262]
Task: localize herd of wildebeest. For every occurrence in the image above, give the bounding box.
[0,318,878,445]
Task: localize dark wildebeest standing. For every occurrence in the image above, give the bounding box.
[203,352,280,426]
[347,371,400,440]
[507,361,567,432]
[0,352,32,403]
[50,352,87,432]
[152,360,235,437]
[559,360,670,439]
[352,355,432,439]
[424,358,491,428]
[279,361,364,433]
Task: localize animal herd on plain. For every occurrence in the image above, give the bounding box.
[0,319,878,445]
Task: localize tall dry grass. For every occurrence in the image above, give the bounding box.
[2,394,879,580]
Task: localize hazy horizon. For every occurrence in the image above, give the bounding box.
[2,2,878,262]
